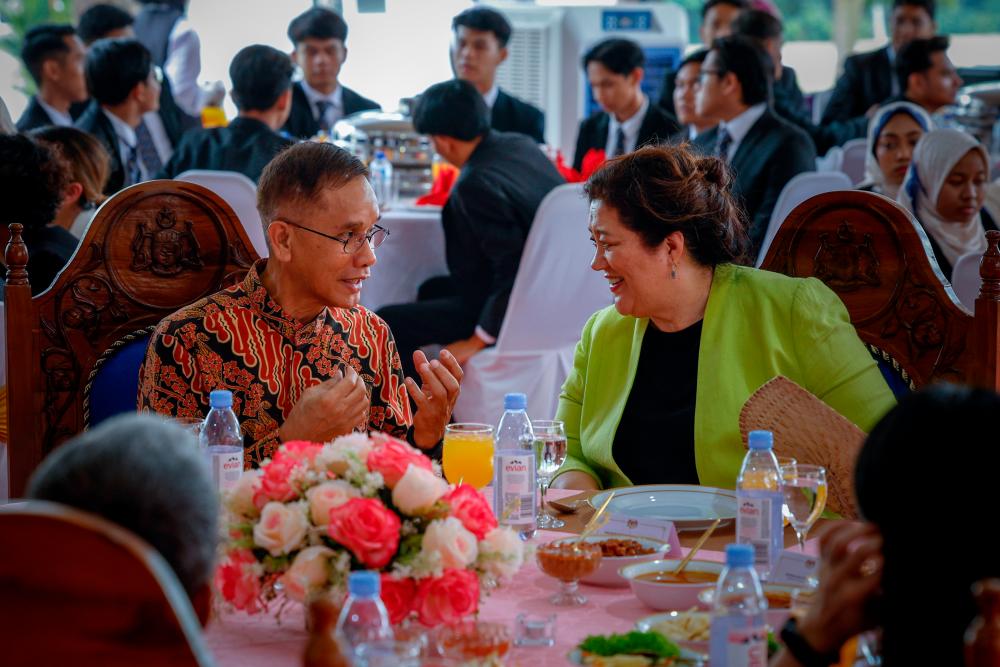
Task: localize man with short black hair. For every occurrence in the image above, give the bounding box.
[822,0,937,123]
[693,35,815,257]
[671,49,713,142]
[78,4,135,45]
[159,45,294,182]
[451,6,545,143]
[378,80,564,373]
[75,38,161,194]
[282,7,380,139]
[573,38,679,171]
[15,24,89,132]
[891,35,962,113]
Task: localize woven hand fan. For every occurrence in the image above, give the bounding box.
[739,376,865,518]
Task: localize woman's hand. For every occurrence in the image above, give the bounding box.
[550,470,599,491]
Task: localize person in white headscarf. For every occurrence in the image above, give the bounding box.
[897,128,994,280]
[857,101,932,199]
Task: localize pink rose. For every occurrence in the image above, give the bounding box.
[392,464,449,516]
[281,545,335,602]
[366,437,433,488]
[380,574,417,625]
[255,455,299,505]
[442,484,498,539]
[225,468,262,519]
[307,480,360,526]
[414,569,479,627]
[215,549,262,612]
[327,498,401,569]
[281,440,323,464]
[421,517,478,569]
[253,502,309,556]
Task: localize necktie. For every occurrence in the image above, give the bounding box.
[611,126,626,158]
[315,100,334,133]
[124,142,141,186]
[135,120,163,176]
[716,126,733,162]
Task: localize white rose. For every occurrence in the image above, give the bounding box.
[281,545,335,602]
[421,517,478,569]
[478,527,525,579]
[319,433,374,475]
[225,468,261,518]
[392,464,448,516]
[253,502,309,556]
[307,480,360,526]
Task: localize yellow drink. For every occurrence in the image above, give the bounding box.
[443,424,494,489]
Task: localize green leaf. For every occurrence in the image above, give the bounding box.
[577,631,680,659]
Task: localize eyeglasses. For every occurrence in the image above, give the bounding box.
[279,219,389,254]
[698,69,725,82]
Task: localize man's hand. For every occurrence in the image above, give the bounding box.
[278,367,369,443]
[443,335,488,365]
[406,349,463,449]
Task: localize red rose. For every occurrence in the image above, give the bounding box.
[255,454,298,505]
[366,437,433,488]
[414,569,479,627]
[327,497,401,569]
[442,484,498,540]
[214,549,262,613]
[380,574,417,625]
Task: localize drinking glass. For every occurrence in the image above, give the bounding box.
[780,464,827,552]
[442,424,494,489]
[531,420,568,529]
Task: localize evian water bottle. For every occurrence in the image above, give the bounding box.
[710,543,769,666]
[199,389,244,493]
[736,430,784,579]
[493,393,536,540]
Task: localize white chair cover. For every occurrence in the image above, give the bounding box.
[815,145,843,173]
[756,171,854,267]
[950,252,981,311]
[453,183,611,424]
[175,170,268,258]
[839,138,868,185]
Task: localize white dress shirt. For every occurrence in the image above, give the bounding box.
[37,98,73,127]
[718,102,767,162]
[163,17,203,117]
[301,80,345,129]
[102,108,147,181]
[482,85,500,110]
[604,95,650,157]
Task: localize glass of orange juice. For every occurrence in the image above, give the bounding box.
[443,423,494,489]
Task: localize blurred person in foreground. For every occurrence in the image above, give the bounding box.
[856,101,932,199]
[30,125,111,238]
[551,145,894,491]
[772,384,1000,666]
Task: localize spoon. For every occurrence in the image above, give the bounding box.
[577,491,615,542]
[672,519,722,576]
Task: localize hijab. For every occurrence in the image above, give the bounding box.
[897,128,989,268]
[859,101,933,199]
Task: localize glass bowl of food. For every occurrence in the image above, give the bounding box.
[536,539,603,606]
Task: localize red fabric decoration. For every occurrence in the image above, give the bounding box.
[554,148,606,183]
[416,164,459,206]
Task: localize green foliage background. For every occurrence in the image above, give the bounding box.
[0,0,75,95]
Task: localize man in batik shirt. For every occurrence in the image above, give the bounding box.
[138,142,462,465]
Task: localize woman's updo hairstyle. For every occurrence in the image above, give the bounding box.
[584,144,750,267]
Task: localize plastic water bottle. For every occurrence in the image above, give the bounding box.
[369,150,394,206]
[736,430,784,579]
[709,543,769,666]
[335,570,393,659]
[199,390,244,493]
[493,392,537,540]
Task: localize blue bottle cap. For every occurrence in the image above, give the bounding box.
[348,570,380,597]
[725,543,755,567]
[375,150,386,159]
[209,390,233,409]
[748,430,774,450]
[504,393,527,410]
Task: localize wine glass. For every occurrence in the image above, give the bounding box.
[531,420,568,529]
[442,424,494,489]
[780,464,827,552]
[776,457,797,527]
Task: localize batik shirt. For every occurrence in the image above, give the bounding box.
[138,260,411,466]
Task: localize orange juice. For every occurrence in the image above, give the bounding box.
[443,432,494,489]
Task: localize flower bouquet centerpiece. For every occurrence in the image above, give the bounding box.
[215,432,526,626]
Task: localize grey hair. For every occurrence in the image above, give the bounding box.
[27,414,219,598]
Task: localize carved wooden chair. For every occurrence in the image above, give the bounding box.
[0,500,215,667]
[3,181,260,496]
[759,190,1000,392]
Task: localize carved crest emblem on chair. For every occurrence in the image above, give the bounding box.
[813,221,881,290]
[130,207,204,276]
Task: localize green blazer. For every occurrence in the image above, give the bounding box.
[554,263,896,490]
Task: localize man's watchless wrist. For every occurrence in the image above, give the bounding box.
[780,617,842,667]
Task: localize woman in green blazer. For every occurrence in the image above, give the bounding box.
[552,145,896,491]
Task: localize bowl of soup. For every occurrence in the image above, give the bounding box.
[699,582,801,629]
[619,559,725,611]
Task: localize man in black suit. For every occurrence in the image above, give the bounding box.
[693,35,815,258]
[15,24,89,132]
[378,80,564,374]
[159,45,294,183]
[282,8,380,140]
[451,6,545,143]
[75,39,161,195]
[671,50,714,143]
[888,35,962,114]
[821,0,936,124]
[574,38,680,171]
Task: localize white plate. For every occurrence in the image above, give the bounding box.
[635,611,711,655]
[589,485,737,532]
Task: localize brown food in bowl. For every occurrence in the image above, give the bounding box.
[635,570,719,585]
[536,541,602,582]
[765,590,792,609]
[595,538,656,558]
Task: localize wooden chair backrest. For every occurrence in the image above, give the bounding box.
[759,190,1000,390]
[3,180,260,496]
[0,500,215,667]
